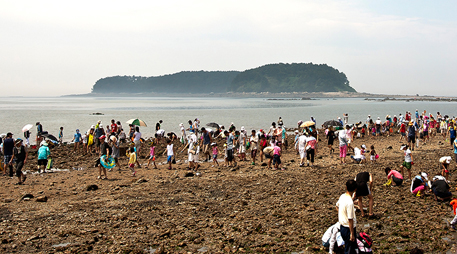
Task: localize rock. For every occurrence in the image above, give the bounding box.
[20,194,34,201]
[2,198,13,203]
[261,163,267,166]
[36,196,48,202]
[86,184,98,191]
[136,178,148,183]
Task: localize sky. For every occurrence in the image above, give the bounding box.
[1,0,457,96]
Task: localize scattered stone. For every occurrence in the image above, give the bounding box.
[86,185,98,191]
[184,172,194,177]
[20,194,34,201]
[36,196,48,202]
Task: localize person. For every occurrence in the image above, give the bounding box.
[126,144,137,177]
[238,127,247,161]
[454,138,457,170]
[449,121,456,147]
[439,156,452,180]
[110,119,118,135]
[354,172,374,218]
[249,130,258,165]
[298,132,307,167]
[211,142,219,167]
[375,117,382,137]
[110,135,121,171]
[343,113,349,125]
[450,198,457,229]
[118,129,126,144]
[23,129,31,147]
[179,123,187,145]
[145,141,157,169]
[322,222,344,254]
[225,130,235,167]
[369,145,377,163]
[268,122,276,136]
[350,145,366,164]
[58,126,64,144]
[440,119,448,138]
[272,142,283,170]
[336,179,357,254]
[163,139,174,170]
[36,122,43,145]
[94,124,105,154]
[10,139,27,185]
[338,130,348,164]
[326,126,335,154]
[133,127,142,168]
[263,146,274,169]
[37,140,50,173]
[305,132,317,167]
[345,125,354,152]
[411,172,430,197]
[71,129,82,153]
[399,121,406,142]
[201,127,212,162]
[116,121,122,135]
[87,127,95,154]
[399,145,413,181]
[293,130,300,154]
[96,135,111,179]
[2,132,14,177]
[281,125,288,150]
[129,124,135,141]
[166,132,177,142]
[81,131,88,155]
[431,177,452,201]
[258,134,267,163]
[156,120,163,131]
[181,132,199,170]
[384,167,403,186]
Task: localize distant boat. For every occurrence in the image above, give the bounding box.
[90,112,104,115]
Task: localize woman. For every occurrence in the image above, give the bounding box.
[326,126,335,154]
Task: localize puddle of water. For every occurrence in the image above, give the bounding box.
[144,247,157,254]
[197,246,208,252]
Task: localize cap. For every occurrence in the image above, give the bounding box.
[99,135,106,140]
[420,172,428,181]
[76,129,80,132]
[7,132,13,136]
[294,130,299,133]
[400,145,407,150]
[211,142,217,146]
[15,138,23,144]
[361,144,366,149]
[40,141,48,146]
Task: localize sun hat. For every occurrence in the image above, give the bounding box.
[211,142,217,146]
[361,144,366,149]
[420,172,428,181]
[15,138,23,145]
[294,130,299,133]
[400,145,407,150]
[40,141,48,146]
[99,135,106,140]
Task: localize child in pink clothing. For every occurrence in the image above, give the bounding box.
[211,142,219,167]
[145,141,157,169]
[385,167,403,186]
[272,143,283,170]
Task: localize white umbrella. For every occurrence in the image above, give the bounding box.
[126,118,147,127]
[22,124,33,132]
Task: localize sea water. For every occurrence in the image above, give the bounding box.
[0,96,456,142]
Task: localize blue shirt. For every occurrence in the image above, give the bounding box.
[450,127,456,139]
[74,133,82,142]
[38,146,50,160]
[227,134,234,150]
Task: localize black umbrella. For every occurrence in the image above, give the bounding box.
[206,122,220,128]
[322,120,342,127]
[42,133,58,141]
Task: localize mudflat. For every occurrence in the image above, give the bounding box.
[0,132,455,253]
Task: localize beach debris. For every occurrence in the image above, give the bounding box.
[86,184,98,191]
[36,196,48,202]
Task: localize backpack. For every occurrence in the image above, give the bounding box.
[357,232,373,248]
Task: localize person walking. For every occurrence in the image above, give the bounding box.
[336,180,357,254]
[10,139,27,185]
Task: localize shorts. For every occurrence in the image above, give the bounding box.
[149,155,155,160]
[339,145,347,158]
[392,175,403,186]
[401,132,406,137]
[167,155,173,163]
[227,149,234,162]
[432,188,452,198]
[273,154,281,165]
[239,145,246,154]
[370,155,376,161]
[402,161,412,170]
[423,131,428,137]
[129,163,135,168]
[213,154,217,160]
[188,153,194,162]
[134,140,141,151]
[451,137,456,146]
[265,153,272,159]
[95,138,101,147]
[355,182,371,197]
[15,161,24,177]
[299,148,306,159]
[3,155,12,164]
[251,149,257,158]
[38,159,48,166]
[408,136,416,144]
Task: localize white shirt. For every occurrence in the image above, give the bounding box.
[322,222,342,254]
[336,193,356,228]
[167,144,174,156]
[133,131,141,142]
[298,135,307,150]
[404,149,412,162]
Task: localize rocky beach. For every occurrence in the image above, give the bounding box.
[1,131,456,253]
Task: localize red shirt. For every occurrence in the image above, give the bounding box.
[110,123,118,133]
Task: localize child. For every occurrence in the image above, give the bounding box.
[384,167,403,186]
[450,198,457,229]
[399,145,413,180]
[163,139,174,170]
[370,145,377,163]
[58,127,64,145]
[411,172,429,197]
[211,142,219,167]
[222,144,228,167]
[272,142,283,170]
[145,141,157,169]
[127,144,137,176]
[439,156,452,180]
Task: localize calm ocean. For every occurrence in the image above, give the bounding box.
[0,96,456,142]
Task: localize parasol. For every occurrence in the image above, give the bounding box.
[322,120,343,127]
[126,118,147,127]
[300,121,316,128]
[41,133,58,141]
[206,122,220,128]
[22,124,33,132]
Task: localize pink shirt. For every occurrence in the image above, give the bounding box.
[150,147,155,156]
[387,170,403,180]
[273,146,281,155]
[212,146,218,155]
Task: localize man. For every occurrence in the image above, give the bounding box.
[225,130,235,167]
[407,121,416,151]
[71,129,82,153]
[336,180,357,254]
[37,141,50,173]
[3,133,14,177]
[354,172,374,217]
[10,139,27,184]
[96,135,111,179]
[94,124,105,154]
[36,122,43,145]
[110,119,118,136]
[201,127,212,162]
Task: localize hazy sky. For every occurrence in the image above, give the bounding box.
[1,0,457,96]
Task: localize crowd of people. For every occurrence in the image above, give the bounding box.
[1,109,457,253]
